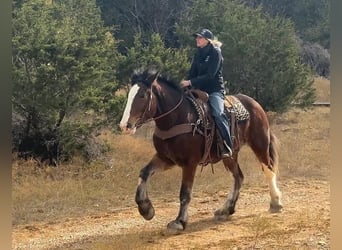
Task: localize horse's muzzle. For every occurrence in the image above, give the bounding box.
[120,122,137,135]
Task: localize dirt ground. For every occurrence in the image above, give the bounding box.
[12,177,330,250]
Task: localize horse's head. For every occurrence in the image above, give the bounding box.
[119,69,159,134]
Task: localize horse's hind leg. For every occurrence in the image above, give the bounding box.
[167,164,197,231]
[136,154,174,220]
[215,156,244,220]
[261,163,283,212]
[251,132,283,213]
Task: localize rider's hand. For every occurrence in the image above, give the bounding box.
[180,80,191,88]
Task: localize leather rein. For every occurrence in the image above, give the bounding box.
[139,83,184,126]
[137,82,198,140]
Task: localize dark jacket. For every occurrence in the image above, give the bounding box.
[188,43,225,95]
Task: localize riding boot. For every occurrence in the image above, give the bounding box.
[214,116,233,158]
[221,140,232,158]
[216,129,233,158]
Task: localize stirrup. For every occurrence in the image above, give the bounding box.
[221,142,232,158]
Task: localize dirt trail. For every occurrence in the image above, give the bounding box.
[12,178,330,250]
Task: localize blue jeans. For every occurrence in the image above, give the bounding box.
[209,92,233,149]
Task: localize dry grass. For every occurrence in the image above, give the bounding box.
[12,134,156,225]
[271,107,330,179]
[314,77,330,102]
[12,78,330,228]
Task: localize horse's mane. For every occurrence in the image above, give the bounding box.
[131,67,182,92]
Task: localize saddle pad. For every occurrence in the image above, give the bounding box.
[224,95,250,121]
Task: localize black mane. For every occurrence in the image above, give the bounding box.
[131,68,182,92]
[131,67,158,86]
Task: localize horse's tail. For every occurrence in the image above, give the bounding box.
[269,131,280,175]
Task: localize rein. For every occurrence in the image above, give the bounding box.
[140,85,184,125]
[154,94,184,121]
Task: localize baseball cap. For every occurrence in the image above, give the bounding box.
[193,28,214,40]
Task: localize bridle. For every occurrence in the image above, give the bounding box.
[137,81,184,126]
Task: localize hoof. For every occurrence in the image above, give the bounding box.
[167,220,185,233]
[214,208,233,221]
[269,202,283,213]
[137,200,155,220]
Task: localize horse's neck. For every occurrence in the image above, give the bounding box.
[154,85,189,130]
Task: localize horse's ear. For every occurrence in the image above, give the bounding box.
[147,71,159,84]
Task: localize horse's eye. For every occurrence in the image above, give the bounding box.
[138,91,146,98]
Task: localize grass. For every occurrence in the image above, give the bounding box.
[271,106,330,179]
[314,77,330,102]
[12,78,330,227]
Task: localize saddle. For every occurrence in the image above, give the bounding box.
[187,89,250,165]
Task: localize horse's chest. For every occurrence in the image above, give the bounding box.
[153,135,203,165]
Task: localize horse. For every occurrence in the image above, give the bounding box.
[119,68,283,231]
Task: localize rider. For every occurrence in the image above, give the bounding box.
[180,28,233,158]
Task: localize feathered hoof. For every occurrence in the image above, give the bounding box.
[214,208,233,221]
[167,220,185,233]
[137,200,155,220]
[269,202,283,213]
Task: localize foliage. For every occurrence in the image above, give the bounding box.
[298,38,330,78]
[117,33,190,84]
[96,0,329,78]
[96,0,188,50]
[240,0,330,49]
[176,0,315,112]
[240,0,330,78]
[12,0,123,163]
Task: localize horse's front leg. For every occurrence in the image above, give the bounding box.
[136,154,174,220]
[167,164,197,231]
[215,157,244,220]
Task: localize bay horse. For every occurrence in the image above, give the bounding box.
[119,68,283,231]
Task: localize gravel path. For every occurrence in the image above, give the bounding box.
[12,178,330,250]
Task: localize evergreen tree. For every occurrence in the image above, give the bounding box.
[118,33,190,84]
[241,0,330,48]
[12,0,124,163]
[96,0,189,49]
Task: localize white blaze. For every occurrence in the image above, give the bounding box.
[120,84,140,130]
